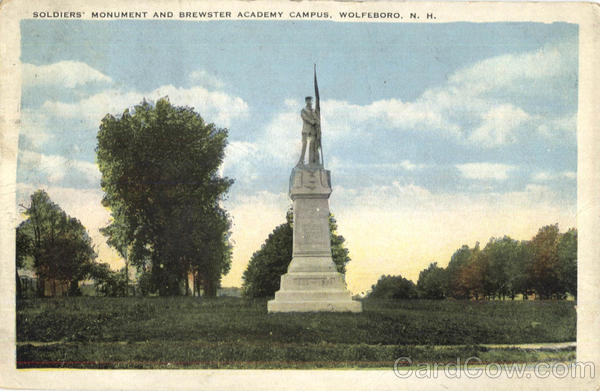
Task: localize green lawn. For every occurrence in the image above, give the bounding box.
[16,297,576,369]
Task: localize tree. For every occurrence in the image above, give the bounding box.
[529,224,563,299]
[242,210,351,298]
[416,262,448,299]
[88,262,128,297]
[99,210,132,295]
[15,224,32,299]
[328,214,351,274]
[368,274,417,299]
[458,243,494,300]
[557,228,577,298]
[483,236,530,300]
[242,212,293,299]
[16,190,97,296]
[96,98,233,296]
[446,245,472,299]
[503,239,532,300]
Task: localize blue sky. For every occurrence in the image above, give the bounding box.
[17,20,578,292]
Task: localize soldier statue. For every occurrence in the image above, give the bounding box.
[297,96,321,166]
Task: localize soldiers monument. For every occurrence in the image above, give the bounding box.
[267,68,362,313]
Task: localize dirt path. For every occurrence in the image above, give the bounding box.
[17,341,577,349]
[481,342,576,349]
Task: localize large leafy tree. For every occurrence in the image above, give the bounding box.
[96,98,233,296]
[16,190,96,296]
[242,210,351,298]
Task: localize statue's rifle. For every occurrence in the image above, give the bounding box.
[314,64,324,166]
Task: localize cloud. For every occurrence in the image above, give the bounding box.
[260,100,303,166]
[188,69,225,89]
[18,149,101,188]
[456,162,515,181]
[156,85,248,127]
[399,160,423,171]
[532,171,577,182]
[221,141,262,183]
[322,98,458,139]
[448,43,569,93]
[41,84,248,128]
[22,61,112,89]
[18,108,53,150]
[537,113,577,140]
[468,104,530,146]
[328,159,424,173]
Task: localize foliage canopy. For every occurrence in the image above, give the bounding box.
[16,190,96,296]
[96,98,233,296]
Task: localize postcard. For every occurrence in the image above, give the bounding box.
[0,1,598,390]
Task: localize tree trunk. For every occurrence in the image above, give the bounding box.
[68,279,79,296]
[185,273,189,296]
[37,278,44,297]
[16,270,22,299]
[193,272,198,296]
[125,261,129,296]
[203,278,217,298]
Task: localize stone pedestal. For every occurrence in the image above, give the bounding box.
[268,165,362,313]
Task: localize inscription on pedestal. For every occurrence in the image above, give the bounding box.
[300,222,327,247]
[294,276,336,288]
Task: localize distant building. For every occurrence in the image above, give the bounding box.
[17,268,70,297]
[18,269,36,298]
[218,287,242,297]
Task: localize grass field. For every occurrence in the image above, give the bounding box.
[16,297,576,369]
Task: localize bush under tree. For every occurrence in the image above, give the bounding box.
[242,210,351,298]
[416,262,447,299]
[368,274,417,299]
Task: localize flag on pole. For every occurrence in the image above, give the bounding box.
[314,64,320,114]
[314,64,324,165]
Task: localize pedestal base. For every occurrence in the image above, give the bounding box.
[268,166,362,313]
[268,299,362,313]
[267,268,362,313]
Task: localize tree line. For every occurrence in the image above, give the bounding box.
[369,225,577,300]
